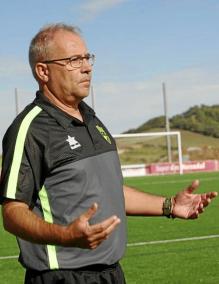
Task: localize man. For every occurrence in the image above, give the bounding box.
[0,23,217,284]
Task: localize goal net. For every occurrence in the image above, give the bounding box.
[113,132,183,176]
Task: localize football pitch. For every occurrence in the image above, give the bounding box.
[0,172,219,283]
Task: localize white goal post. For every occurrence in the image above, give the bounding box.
[113,131,183,175]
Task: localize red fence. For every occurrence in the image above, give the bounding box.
[121,160,219,177]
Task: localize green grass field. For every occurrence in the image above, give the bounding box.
[0,172,219,283]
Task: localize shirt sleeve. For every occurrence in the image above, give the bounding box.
[0,121,42,206]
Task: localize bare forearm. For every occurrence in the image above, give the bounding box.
[2,200,121,249]
[2,201,66,245]
[123,185,165,216]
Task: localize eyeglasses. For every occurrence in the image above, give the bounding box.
[42,53,95,70]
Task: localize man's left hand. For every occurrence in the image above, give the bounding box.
[172,180,218,219]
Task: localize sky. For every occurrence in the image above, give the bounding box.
[1,0,219,149]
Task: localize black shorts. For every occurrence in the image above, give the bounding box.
[24,262,126,284]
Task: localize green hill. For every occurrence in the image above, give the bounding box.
[126,104,219,137]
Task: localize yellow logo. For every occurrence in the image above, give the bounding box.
[96,125,111,144]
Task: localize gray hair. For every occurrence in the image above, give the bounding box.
[29,23,81,80]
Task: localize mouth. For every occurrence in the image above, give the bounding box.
[80,79,91,87]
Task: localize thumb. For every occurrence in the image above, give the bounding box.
[186,179,199,193]
[81,203,98,221]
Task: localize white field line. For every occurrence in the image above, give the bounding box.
[0,255,18,260]
[1,235,219,260]
[139,176,219,186]
[127,234,219,247]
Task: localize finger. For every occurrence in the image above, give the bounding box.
[81,203,98,222]
[202,192,217,201]
[197,203,204,214]
[198,202,204,209]
[201,198,211,207]
[89,217,121,243]
[90,215,121,235]
[201,192,217,207]
[90,235,112,249]
[90,240,102,250]
[189,209,199,219]
[206,191,218,199]
[186,180,199,194]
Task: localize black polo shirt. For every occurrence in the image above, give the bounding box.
[0,91,127,271]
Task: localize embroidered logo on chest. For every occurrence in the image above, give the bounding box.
[66,135,81,150]
[96,125,111,144]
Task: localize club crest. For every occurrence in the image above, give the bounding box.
[96,125,111,144]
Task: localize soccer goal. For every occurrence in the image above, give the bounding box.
[113,131,183,176]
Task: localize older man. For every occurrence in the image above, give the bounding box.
[0,23,217,284]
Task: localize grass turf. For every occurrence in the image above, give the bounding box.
[0,172,218,283]
[121,171,219,283]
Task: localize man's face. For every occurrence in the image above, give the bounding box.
[44,30,92,106]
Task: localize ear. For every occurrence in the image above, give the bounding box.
[35,63,49,83]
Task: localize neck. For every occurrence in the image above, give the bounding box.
[42,88,84,122]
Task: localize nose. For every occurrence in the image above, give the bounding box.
[80,58,92,73]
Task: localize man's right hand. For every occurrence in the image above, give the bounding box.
[2,200,120,250]
[63,203,121,249]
